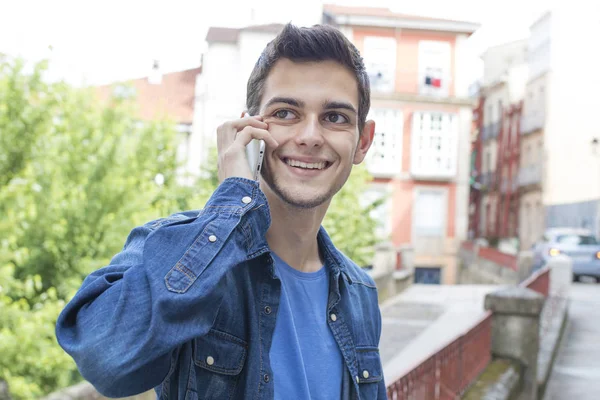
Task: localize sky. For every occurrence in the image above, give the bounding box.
[0,0,554,86]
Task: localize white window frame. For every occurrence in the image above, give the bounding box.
[366,108,403,176]
[412,187,447,238]
[361,183,393,240]
[363,36,397,93]
[410,111,458,179]
[418,40,451,97]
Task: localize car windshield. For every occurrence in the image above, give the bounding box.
[555,234,598,245]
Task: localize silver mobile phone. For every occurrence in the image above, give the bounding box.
[243,113,265,181]
[246,138,265,181]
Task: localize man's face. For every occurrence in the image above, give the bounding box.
[258,58,374,209]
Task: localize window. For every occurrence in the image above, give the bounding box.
[418,40,451,97]
[497,100,503,122]
[366,108,403,175]
[113,85,136,99]
[411,111,458,179]
[363,36,397,93]
[414,267,441,284]
[414,189,445,236]
[555,235,598,245]
[362,186,392,239]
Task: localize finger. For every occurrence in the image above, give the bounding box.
[234,126,279,149]
[216,117,267,151]
[229,115,268,131]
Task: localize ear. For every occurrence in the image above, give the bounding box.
[353,119,375,165]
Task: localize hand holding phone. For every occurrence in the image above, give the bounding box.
[216,113,276,183]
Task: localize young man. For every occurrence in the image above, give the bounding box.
[56,23,386,399]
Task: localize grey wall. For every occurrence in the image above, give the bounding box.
[546,199,599,236]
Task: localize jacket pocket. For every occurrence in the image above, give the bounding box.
[192,329,247,399]
[356,347,383,399]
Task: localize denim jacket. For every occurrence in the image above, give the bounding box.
[56,178,386,400]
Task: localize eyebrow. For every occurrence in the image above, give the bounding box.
[263,97,305,109]
[262,97,357,115]
[323,100,357,115]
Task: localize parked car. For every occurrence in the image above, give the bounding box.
[532,228,600,282]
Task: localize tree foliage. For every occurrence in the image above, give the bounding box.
[324,164,385,266]
[0,58,214,399]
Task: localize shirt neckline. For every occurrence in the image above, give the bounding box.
[271,252,326,281]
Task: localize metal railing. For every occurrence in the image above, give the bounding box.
[500,178,519,193]
[386,313,492,400]
[521,266,550,296]
[481,122,500,141]
[480,171,496,190]
[520,111,545,135]
[518,165,542,187]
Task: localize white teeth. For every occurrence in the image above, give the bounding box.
[286,159,327,170]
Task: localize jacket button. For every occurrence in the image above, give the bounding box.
[208,235,217,243]
[206,356,214,366]
[263,374,270,383]
[355,376,360,384]
[242,196,252,204]
[264,306,272,315]
[363,370,369,379]
[330,313,337,322]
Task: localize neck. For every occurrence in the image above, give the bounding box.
[261,185,330,273]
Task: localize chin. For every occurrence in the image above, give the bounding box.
[281,191,331,209]
[263,176,335,209]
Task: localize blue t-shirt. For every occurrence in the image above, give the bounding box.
[270,252,343,400]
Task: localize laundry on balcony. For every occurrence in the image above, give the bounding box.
[424,76,442,88]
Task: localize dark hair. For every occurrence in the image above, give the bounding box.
[246,23,371,132]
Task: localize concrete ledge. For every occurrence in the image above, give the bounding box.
[537,297,570,400]
[462,359,522,400]
[393,269,414,295]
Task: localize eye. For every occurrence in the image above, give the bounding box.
[324,113,349,124]
[273,109,295,120]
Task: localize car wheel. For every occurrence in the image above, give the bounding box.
[573,274,581,282]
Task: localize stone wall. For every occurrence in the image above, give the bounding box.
[458,243,522,285]
[369,242,414,303]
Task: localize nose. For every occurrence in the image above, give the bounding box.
[294,115,324,148]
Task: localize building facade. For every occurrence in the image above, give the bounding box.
[518,5,600,249]
[324,5,479,284]
[471,40,527,252]
[470,4,600,252]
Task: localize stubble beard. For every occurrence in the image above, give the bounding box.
[260,159,348,210]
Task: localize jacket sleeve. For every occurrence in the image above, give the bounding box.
[55,177,270,398]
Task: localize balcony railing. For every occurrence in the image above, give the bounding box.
[480,171,497,190]
[520,111,545,135]
[480,125,488,141]
[500,178,519,193]
[518,165,542,187]
[481,122,500,142]
[490,121,500,139]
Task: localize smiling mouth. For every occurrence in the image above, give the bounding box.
[283,158,332,170]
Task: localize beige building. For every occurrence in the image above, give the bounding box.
[519,4,600,248]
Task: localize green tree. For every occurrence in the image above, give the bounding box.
[324,163,386,267]
[0,57,216,399]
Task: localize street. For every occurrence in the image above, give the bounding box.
[544,281,600,399]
